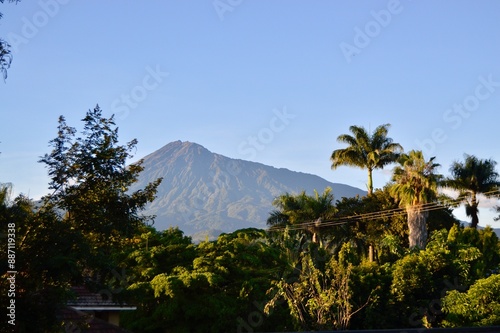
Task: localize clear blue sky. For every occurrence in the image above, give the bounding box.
[1,0,499,225]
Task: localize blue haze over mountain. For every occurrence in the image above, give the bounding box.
[131,141,366,239]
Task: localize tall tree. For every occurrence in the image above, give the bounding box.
[39,105,162,283]
[390,150,442,249]
[443,154,500,229]
[331,123,403,195]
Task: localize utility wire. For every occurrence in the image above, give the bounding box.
[268,188,500,232]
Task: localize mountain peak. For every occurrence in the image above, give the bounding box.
[144,141,213,164]
[155,140,210,153]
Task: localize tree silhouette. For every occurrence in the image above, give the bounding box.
[443,154,500,229]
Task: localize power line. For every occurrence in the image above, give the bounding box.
[268,189,500,232]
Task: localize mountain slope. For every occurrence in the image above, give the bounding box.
[131,141,366,237]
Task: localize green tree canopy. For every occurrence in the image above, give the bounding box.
[442,273,500,327]
[125,228,290,333]
[391,226,484,328]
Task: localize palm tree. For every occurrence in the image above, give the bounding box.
[331,123,403,195]
[443,154,500,229]
[267,188,336,246]
[390,150,442,249]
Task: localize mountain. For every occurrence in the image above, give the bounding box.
[130,141,366,239]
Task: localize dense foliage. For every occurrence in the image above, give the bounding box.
[1,118,500,332]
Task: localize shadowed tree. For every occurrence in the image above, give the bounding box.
[331,124,403,195]
[0,184,84,332]
[390,150,442,249]
[335,187,407,262]
[267,188,336,246]
[443,154,500,229]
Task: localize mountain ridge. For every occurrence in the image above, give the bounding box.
[131,140,367,239]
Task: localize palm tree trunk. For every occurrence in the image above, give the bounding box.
[310,218,322,246]
[470,209,479,229]
[470,192,479,229]
[367,168,373,195]
[407,205,428,249]
[312,230,318,244]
